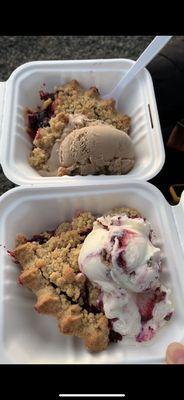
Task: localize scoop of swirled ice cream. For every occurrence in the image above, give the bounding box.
[79,211,173,342]
[79,213,161,293]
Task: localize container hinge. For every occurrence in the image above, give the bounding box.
[172,191,184,255]
[0,82,6,147]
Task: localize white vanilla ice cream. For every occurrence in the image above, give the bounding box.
[78,213,173,342]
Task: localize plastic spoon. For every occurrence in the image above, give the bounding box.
[103,36,172,102]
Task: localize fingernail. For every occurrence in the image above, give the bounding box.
[171,350,184,364]
[175,356,184,364]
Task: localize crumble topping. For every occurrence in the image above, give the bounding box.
[27,80,131,175]
[12,206,170,352]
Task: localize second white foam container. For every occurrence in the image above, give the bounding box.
[0,181,184,364]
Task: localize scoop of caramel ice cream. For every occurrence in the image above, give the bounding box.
[58,124,135,176]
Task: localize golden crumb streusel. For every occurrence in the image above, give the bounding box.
[13,211,109,352]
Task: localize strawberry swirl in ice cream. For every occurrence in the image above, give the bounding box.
[79,211,173,343]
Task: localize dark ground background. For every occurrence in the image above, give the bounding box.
[0,35,181,198]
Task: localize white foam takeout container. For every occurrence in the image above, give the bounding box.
[0,59,165,185]
[0,181,184,364]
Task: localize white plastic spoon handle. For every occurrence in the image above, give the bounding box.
[107,36,172,99]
